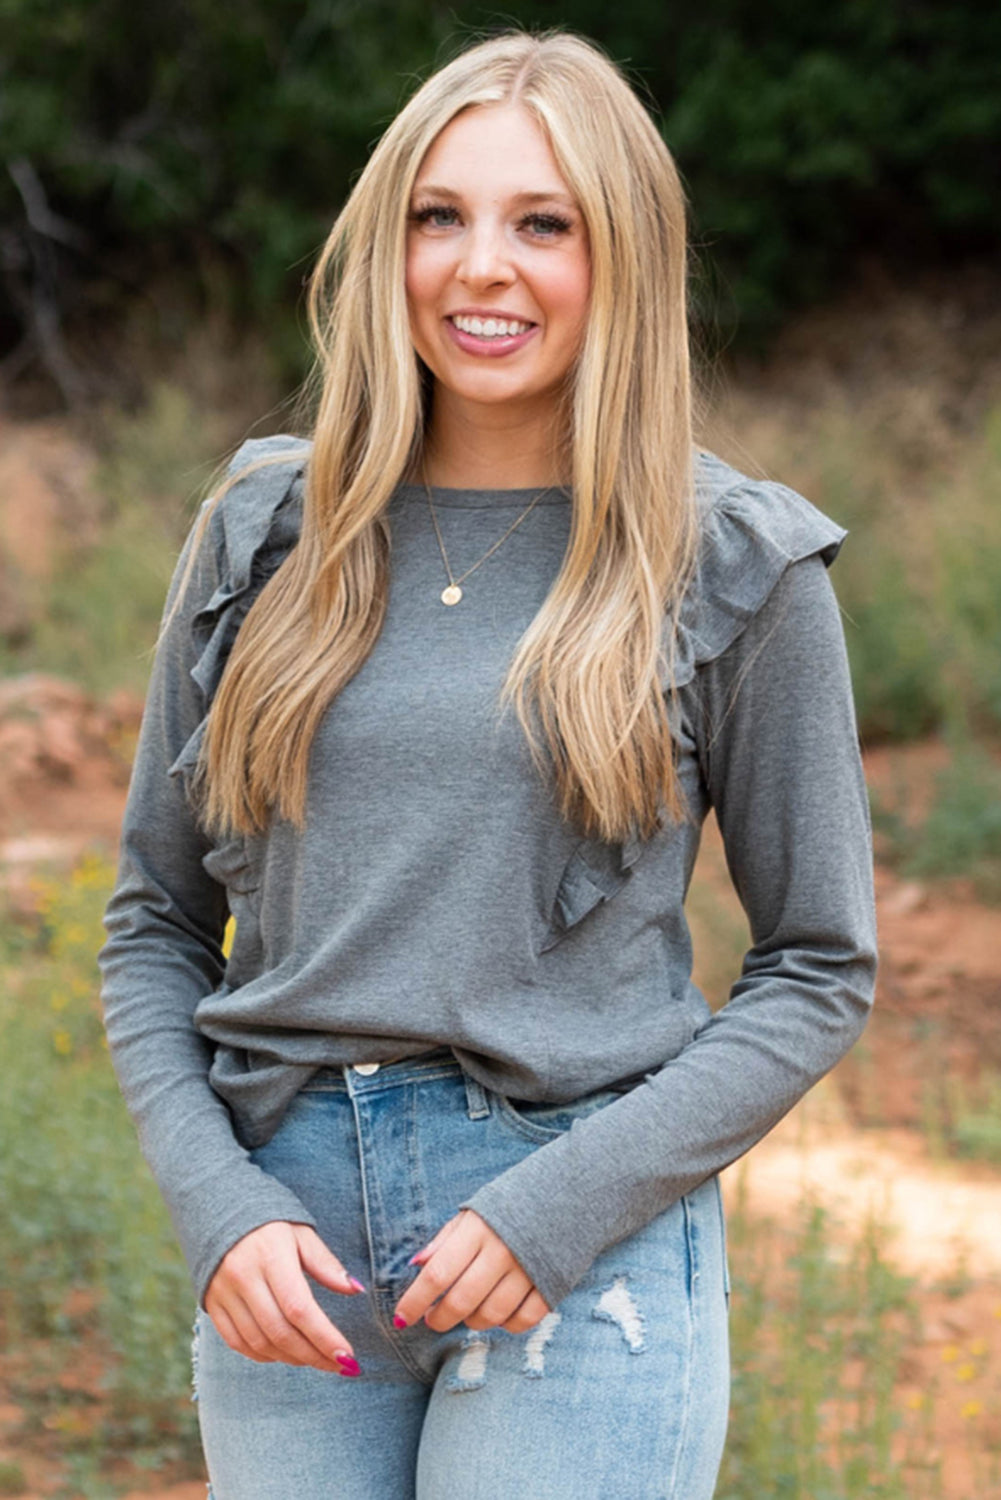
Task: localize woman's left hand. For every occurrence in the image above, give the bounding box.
[393,1208,553,1333]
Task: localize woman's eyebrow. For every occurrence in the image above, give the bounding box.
[411,183,578,208]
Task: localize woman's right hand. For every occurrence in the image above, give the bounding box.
[204,1221,365,1375]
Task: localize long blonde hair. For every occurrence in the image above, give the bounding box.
[166,28,698,845]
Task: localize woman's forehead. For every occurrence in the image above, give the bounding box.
[414,103,572,198]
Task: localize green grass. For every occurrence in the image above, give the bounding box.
[718,1183,949,1500]
[951,1088,1001,1165]
[945,1073,1001,1167]
[0,1461,27,1498]
[0,852,204,1491]
[712,397,1001,748]
[871,740,1001,902]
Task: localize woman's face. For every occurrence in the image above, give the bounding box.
[405,103,591,419]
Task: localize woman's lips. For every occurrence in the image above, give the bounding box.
[444,317,540,358]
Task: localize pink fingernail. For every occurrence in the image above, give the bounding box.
[335,1352,361,1376]
[349,1276,367,1292]
[407,1252,424,1266]
[393,1313,408,1329]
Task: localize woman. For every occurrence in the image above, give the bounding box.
[99,28,876,1499]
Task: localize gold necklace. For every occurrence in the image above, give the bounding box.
[422,465,556,606]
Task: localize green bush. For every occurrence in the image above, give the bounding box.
[717,1189,929,1500]
[3,0,999,374]
[839,559,943,743]
[949,1073,1001,1166]
[765,398,1001,747]
[872,741,1001,902]
[931,408,1001,731]
[0,383,237,695]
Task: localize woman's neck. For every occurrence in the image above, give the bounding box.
[419,392,569,489]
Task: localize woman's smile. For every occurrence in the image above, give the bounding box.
[444,308,540,357]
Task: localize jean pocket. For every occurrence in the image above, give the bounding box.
[490,1084,624,1144]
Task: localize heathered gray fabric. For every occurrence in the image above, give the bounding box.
[98,436,877,1310]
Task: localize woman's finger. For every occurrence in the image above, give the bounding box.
[294,1224,366,1295]
[219,1289,303,1364]
[463,1268,533,1330]
[206,1299,276,1363]
[209,1222,358,1371]
[259,1250,356,1369]
[421,1248,504,1332]
[502,1288,553,1333]
[395,1218,483,1326]
[409,1208,468,1266]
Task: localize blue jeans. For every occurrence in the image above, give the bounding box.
[193,1047,730,1498]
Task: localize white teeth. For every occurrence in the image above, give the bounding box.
[452,315,531,338]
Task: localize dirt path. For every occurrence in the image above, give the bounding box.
[119,1488,206,1500]
[725,1096,1001,1278]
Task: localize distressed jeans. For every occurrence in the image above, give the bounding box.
[193,1047,731,1499]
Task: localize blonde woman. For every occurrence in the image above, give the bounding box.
[99,28,876,1499]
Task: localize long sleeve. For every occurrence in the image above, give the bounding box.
[457,552,877,1310]
[97,496,318,1308]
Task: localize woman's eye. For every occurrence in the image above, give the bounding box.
[521,213,572,238]
[411,205,459,228]
[408,206,574,238]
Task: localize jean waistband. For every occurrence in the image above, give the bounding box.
[360,1044,455,1069]
[303,1045,458,1090]
[300,1045,491,1119]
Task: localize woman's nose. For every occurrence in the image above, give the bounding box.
[456,223,515,287]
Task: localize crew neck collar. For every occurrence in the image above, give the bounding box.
[395,483,571,508]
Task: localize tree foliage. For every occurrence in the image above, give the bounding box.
[2,0,998,388]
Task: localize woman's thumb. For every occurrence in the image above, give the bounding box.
[295,1225,366,1294]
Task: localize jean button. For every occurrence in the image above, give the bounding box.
[354,1062,380,1076]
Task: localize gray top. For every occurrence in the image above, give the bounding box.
[98,436,877,1310]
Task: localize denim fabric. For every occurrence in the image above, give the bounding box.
[193,1050,730,1500]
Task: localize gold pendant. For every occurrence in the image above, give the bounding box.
[441,584,463,605]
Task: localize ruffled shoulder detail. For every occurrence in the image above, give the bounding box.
[668,450,847,689]
[549,453,845,879]
[167,435,312,793]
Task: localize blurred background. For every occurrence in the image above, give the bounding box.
[1,4,999,1497]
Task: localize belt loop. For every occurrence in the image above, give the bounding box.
[462,1068,491,1120]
